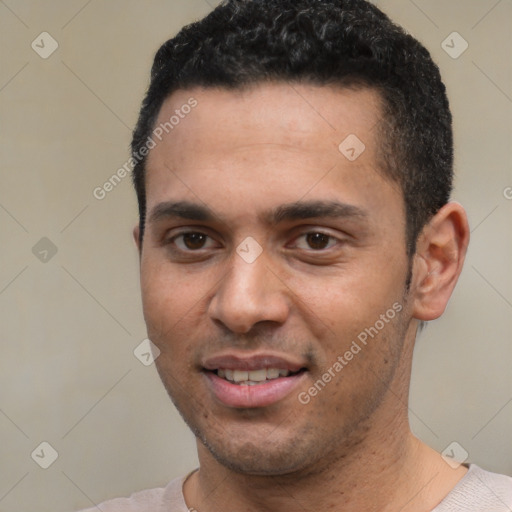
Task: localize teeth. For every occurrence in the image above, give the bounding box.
[267,368,280,379]
[217,367,291,383]
[248,369,267,382]
[232,370,249,382]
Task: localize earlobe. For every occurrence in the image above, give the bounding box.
[411,202,470,321]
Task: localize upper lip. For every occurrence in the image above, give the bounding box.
[202,352,307,372]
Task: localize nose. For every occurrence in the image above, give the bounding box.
[208,250,290,334]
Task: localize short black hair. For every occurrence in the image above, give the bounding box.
[132,0,453,255]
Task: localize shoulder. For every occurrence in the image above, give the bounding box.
[76,476,187,512]
[433,464,512,511]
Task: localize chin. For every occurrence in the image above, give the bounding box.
[192,422,329,476]
[205,440,307,475]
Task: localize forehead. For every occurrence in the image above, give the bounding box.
[144,83,401,225]
[151,82,382,161]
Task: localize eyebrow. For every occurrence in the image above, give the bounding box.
[148,201,216,225]
[264,200,368,225]
[147,199,367,226]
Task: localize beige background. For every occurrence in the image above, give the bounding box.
[0,0,510,510]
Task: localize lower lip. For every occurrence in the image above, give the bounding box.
[204,371,307,408]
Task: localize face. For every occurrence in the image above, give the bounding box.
[137,83,414,476]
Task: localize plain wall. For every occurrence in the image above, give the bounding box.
[0,1,510,510]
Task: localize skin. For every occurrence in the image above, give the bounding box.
[134,83,470,511]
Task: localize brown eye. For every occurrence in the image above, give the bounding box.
[305,232,331,250]
[166,231,220,259]
[182,233,208,250]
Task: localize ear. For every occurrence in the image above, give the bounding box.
[410,202,470,321]
[133,224,141,254]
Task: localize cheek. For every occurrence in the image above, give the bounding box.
[143,281,199,391]
[288,259,404,331]
[141,254,208,318]
[139,258,223,378]
[140,265,193,347]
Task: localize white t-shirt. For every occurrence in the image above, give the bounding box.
[78,464,512,512]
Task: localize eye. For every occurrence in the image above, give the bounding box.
[172,232,217,251]
[293,232,339,251]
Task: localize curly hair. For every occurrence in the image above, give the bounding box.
[131,0,453,256]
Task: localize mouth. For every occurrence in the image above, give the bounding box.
[202,353,308,408]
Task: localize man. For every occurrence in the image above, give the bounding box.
[81,0,512,510]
